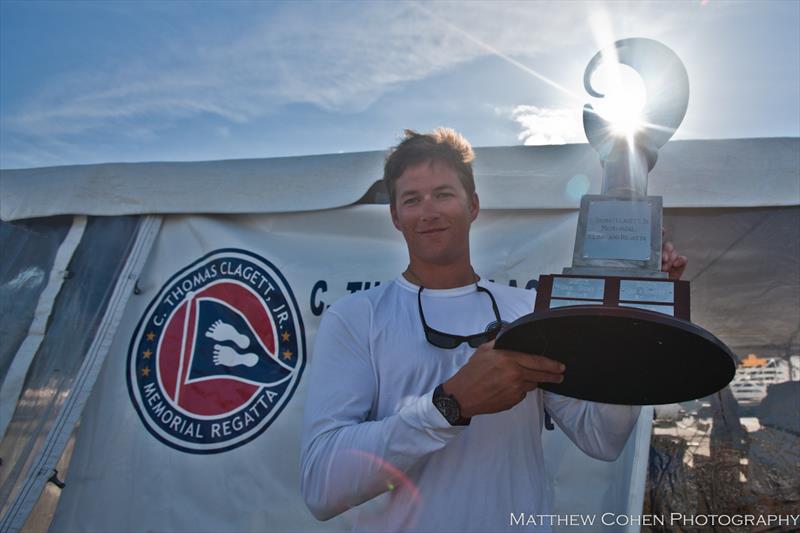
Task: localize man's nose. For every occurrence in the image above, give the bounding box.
[419,196,440,220]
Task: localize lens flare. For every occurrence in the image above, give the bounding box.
[566,174,591,202]
[589,62,647,139]
[340,449,422,530]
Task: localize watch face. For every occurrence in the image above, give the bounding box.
[434,397,460,425]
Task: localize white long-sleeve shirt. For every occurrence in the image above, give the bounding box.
[300,276,641,532]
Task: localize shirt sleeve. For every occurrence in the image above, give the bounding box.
[543,391,642,462]
[299,305,465,521]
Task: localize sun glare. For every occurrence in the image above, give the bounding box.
[590,62,647,139]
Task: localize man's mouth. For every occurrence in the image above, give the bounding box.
[418,227,448,235]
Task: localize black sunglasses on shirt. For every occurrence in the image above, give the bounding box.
[417,285,503,349]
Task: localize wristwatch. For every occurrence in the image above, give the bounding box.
[432,384,471,426]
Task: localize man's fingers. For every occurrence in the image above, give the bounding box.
[662,240,679,270]
[662,245,679,273]
[669,255,688,279]
[662,244,675,263]
[505,352,565,373]
[479,339,496,351]
[519,368,564,384]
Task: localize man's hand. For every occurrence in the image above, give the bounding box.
[442,340,565,418]
[661,230,688,280]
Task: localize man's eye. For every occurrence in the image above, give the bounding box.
[403,198,419,205]
[437,192,453,199]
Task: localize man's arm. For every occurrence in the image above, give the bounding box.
[662,232,688,279]
[543,393,642,461]
[442,340,565,417]
[300,306,464,521]
[538,235,685,460]
[442,341,638,460]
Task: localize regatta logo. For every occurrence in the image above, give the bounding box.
[127,249,305,454]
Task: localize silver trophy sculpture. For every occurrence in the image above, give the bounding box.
[497,38,734,405]
[567,37,690,278]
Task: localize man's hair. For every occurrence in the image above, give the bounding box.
[383,128,475,206]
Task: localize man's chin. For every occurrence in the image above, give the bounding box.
[412,249,465,267]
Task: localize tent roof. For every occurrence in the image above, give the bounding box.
[1,137,798,221]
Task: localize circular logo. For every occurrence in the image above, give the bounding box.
[127,249,305,454]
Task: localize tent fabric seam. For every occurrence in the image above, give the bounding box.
[0,215,162,533]
[0,216,88,443]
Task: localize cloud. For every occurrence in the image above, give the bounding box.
[511,105,584,145]
[1,1,712,166]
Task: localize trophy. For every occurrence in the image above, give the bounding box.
[496,38,735,405]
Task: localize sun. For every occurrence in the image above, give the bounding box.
[589,61,647,139]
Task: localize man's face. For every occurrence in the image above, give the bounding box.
[390,160,479,266]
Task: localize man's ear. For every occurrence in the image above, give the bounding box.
[390,204,401,231]
[469,192,480,222]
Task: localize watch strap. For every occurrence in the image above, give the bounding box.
[432,384,471,426]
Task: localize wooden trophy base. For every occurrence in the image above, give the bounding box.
[494,275,735,405]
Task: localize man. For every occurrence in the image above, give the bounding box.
[300,128,687,531]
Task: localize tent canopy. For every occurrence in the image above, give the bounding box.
[2,138,798,222]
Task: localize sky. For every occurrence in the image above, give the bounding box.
[1,0,798,169]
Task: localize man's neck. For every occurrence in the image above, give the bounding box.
[404,261,477,289]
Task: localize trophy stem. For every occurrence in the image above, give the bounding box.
[600,140,653,198]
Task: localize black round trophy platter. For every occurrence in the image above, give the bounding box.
[494,306,736,405]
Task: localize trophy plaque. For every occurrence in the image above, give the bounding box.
[496,38,735,405]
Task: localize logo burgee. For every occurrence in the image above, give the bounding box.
[127,249,306,453]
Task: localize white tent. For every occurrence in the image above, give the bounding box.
[1,138,798,531]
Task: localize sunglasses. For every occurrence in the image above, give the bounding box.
[417,285,503,349]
